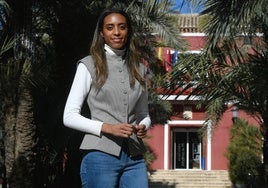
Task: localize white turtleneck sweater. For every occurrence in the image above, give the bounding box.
[63,45,151,137]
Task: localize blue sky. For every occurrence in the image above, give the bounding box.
[171,0,203,13]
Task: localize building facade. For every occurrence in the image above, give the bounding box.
[146,14,259,171]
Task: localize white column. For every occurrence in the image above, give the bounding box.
[207,120,212,170]
[164,123,169,170]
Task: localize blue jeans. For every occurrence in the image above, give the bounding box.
[80,150,148,188]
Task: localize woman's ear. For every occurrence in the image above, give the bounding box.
[100,31,103,37]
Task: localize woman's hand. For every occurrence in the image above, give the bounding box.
[134,124,147,139]
[101,123,147,139]
[101,123,135,138]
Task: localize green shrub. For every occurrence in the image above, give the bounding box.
[225,118,263,185]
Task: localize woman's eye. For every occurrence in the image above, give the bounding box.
[107,26,113,30]
[119,25,127,30]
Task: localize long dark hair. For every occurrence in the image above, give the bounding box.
[90,8,145,89]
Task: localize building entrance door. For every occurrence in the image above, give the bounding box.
[173,130,201,169]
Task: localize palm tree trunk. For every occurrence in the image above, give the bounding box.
[9,87,36,188]
[3,100,16,180]
[14,87,36,162]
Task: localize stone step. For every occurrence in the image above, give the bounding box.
[148,170,232,188]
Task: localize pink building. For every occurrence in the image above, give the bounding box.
[147,14,259,171]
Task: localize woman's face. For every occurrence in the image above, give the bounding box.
[100,13,129,50]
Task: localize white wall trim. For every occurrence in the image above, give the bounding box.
[159,95,202,101]
[180,32,263,37]
[167,120,205,125]
[207,120,212,170]
[181,32,205,36]
[164,120,205,170]
[164,123,169,170]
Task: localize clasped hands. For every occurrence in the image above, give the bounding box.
[102,123,147,138]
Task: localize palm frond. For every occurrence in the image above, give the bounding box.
[126,0,186,50]
[202,0,266,49]
[0,36,15,58]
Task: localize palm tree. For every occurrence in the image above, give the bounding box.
[0,0,55,187]
[1,59,37,188]
[167,0,268,185]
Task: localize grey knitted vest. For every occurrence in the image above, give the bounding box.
[79,55,147,157]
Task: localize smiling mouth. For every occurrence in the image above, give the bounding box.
[112,38,122,42]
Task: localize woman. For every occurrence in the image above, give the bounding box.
[63,8,151,188]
